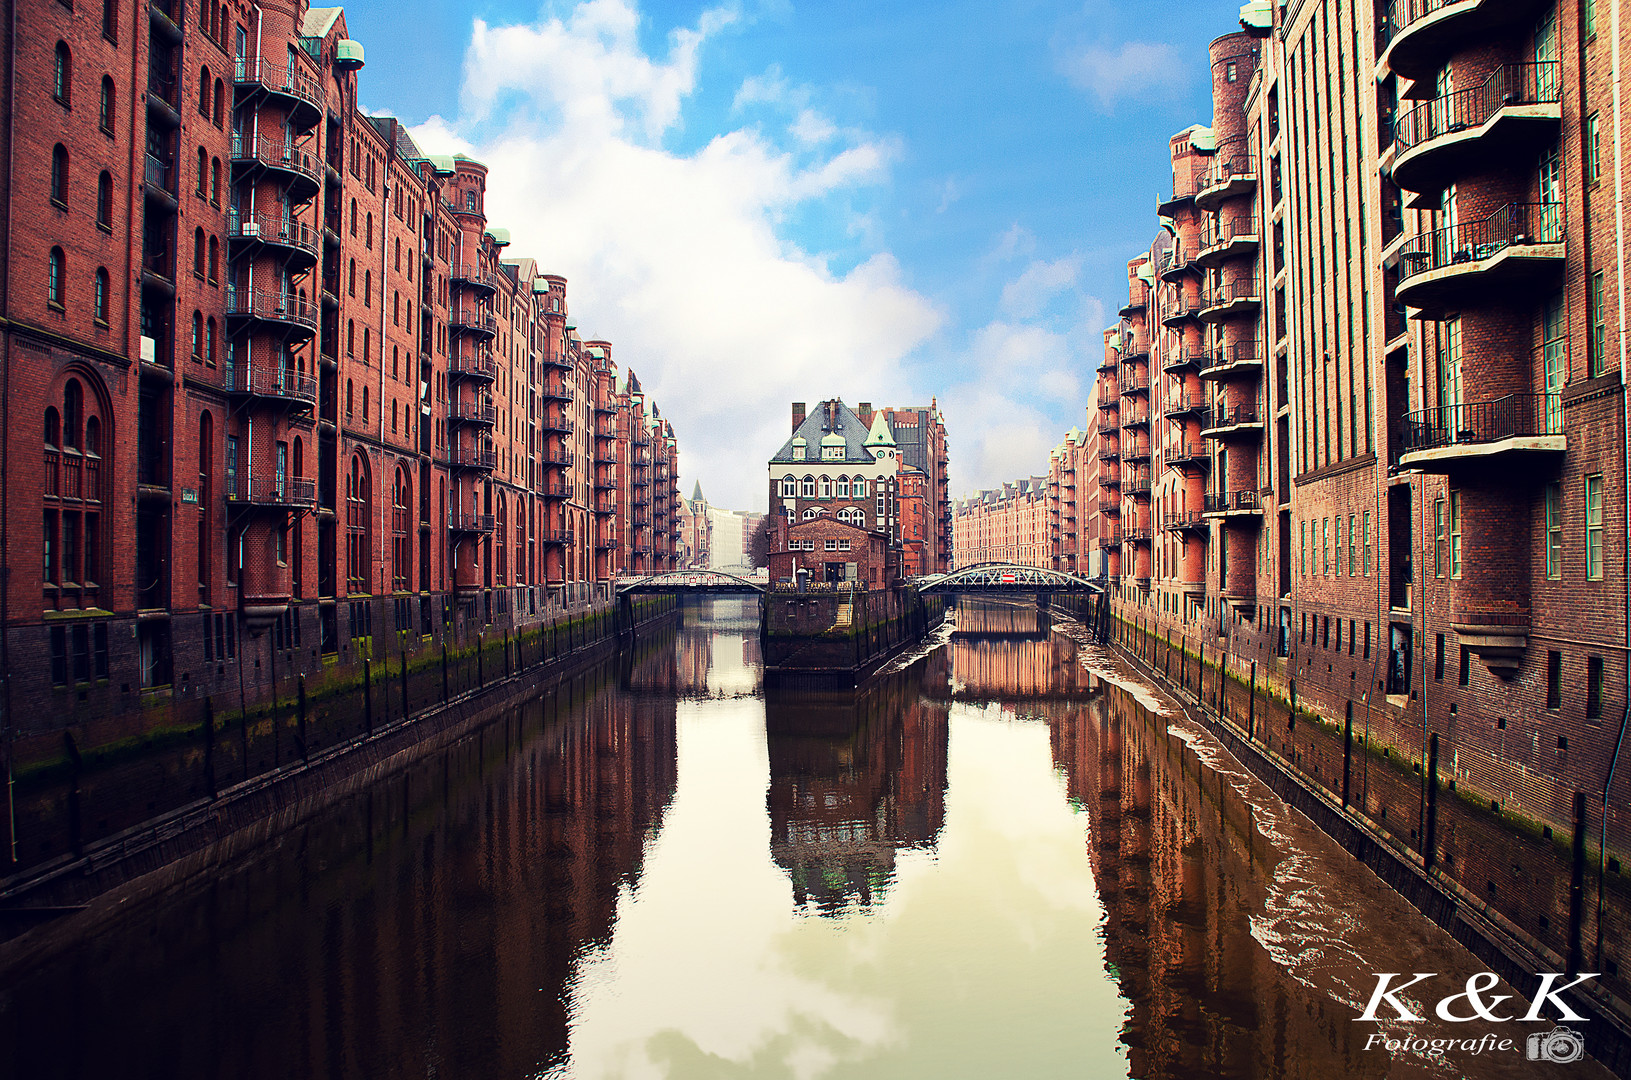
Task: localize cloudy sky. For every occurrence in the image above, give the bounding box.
[342,0,1230,509]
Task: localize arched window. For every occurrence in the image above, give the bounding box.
[391,400,398,433]
[50,144,68,205]
[391,466,411,591]
[210,158,220,204]
[346,454,372,593]
[191,311,203,361]
[349,199,358,236]
[835,476,849,498]
[345,379,354,417]
[208,236,218,282]
[803,508,819,520]
[495,493,508,581]
[197,147,207,195]
[213,79,224,126]
[366,212,373,248]
[45,408,60,448]
[362,328,370,364]
[391,345,399,379]
[53,43,70,105]
[854,479,868,498]
[801,476,816,498]
[205,317,217,365]
[362,386,369,421]
[348,259,355,296]
[197,412,212,599]
[193,227,205,277]
[98,77,114,133]
[363,270,371,305]
[47,247,64,307]
[818,477,831,498]
[97,171,113,229]
[198,67,211,115]
[93,268,109,324]
[63,381,82,449]
[346,319,355,356]
[218,4,228,40]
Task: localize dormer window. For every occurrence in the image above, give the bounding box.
[822,445,843,460]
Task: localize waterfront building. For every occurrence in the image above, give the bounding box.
[0,1,686,737]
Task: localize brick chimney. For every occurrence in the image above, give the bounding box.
[858,402,873,427]
[792,402,806,432]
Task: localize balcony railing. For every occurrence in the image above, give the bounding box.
[1397,202,1563,284]
[226,475,316,509]
[230,134,320,192]
[542,415,575,435]
[449,511,495,533]
[1204,490,1262,514]
[540,528,574,545]
[234,58,324,121]
[1200,400,1262,432]
[447,445,497,470]
[225,286,318,332]
[541,381,574,402]
[44,450,102,502]
[449,308,498,336]
[1198,343,1263,377]
[224,362,318,407]
[1199,214,1259,254]
[1164,509,1210,534]
[1164,393,1206,418]
[450,262,502,294]
[1400,391,1563,456]
[1195,158,1257,204]
[143,153,176,196]
[541,448,573,466]
[448,400,497,425]
[450,352,497,380]
[227,210,319,262]
[1201,278,1261,312]
[1117,368,1149,394]
[1124,468,1153,494]
[1394,62,1560,156]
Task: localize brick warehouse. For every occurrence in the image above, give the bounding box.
[950,425,1091,575]
[978,0,1631,1017]
[0,2,685,814]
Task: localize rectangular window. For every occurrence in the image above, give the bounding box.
[1333,517,1342,576]
[1586,474,1604,580]
[824,538,837,551]
[1433,498,1446,577]
[1435,634,1445,681]
[1299,520,1307,576]
[50,626,67,687]
[72,624,90,683]
[1322,517,1329,574]
[1585,0,1597,38]
[1362,511,1372,576]
[1448,492,1462,579]
[1590,272,1607,377]
[1588,655,1605,720]
[1587,113,1601,184]
[1364,621,1372,660]
[1545,481,1563,579]
[93,622,108,679]
[1547,650,1562,710]
[1459,644,1471,686]
[1348,514,1357,576]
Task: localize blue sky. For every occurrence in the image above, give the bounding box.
[340,0,1237,509]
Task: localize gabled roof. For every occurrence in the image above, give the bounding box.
[769,400,880,465]
[302,7,344,38]
[864,412,896,447]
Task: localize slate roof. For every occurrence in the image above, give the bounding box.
[769,400,882,465]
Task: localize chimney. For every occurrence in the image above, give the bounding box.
[858,402,873,427]
[792,402,806,432]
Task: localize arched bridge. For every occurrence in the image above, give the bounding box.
[616,570,767,595]
[912,563,1104,595]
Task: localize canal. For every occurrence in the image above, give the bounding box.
[0,599,1611,1079]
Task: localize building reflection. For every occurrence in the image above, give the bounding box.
[1,663,678,1080]
[949,599,1098,700]
[1049,682,1385,1079]
[764,650,950,915]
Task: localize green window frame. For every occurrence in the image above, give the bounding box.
[1586,473,1604,580]
[1448,491,1462,580]
[1545,481,1563,579]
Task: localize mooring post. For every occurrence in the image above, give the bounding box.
[1424,732,1441,869]
[1248,660,1257,738]
[1341,701,1353,808]
[363,658,373,735]
[297,676,308,765]
[1567,790,1589,974]
[401,644,410,721]
[441,643,450,703]
[477,633,484,688]
[204,696,217,798]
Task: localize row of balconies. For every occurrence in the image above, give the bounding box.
[1396,201,1563,318]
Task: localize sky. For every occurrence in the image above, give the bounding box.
[337,0,1237,510]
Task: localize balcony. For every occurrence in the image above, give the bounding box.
[229,135,320,200]
[540,480,572,501]
[1198,343,1263,380]
[1096,418,1120,437]
[447,445,497,471]
[593,474,617,492]
[1160,244,1197,282]
[1156,185,1196,218]
[1118,294,1147,318]
[1392,64,1561,196]
[1196,214,1260,268]
[1098,471,1120,490]
[1117,368,1149,395]
[1378,0,1549,84]
[1101,443,1121,461]
[1200,401,1264,439]
[450,352,497,381]
[448,400,497,426]
[1194,159,1258,212]
[224,362,317,410]
[233,57,324,129]
[594,398,616,415]
[1124,469,1152,496]
[1100,527,1123,546]
[227,210,319,269]
[1124,527,1152,544]
[1164,392,1206,419]
[1162,346,1201,374]
[1097,352,1119,374]
[1120,338,1151,363]
[1166,441,1211,471]
[1124,444,1151,464]
[542,415,575,435]
[1120,406,1150,430]
[1203,490,1264,518]
[449,307,498,338]
[1164,510,1210,536]
[226,286,318,336]
[1399,390,1564,472]
[1097,394,1119,413]
[539,528,574,547]
[595,445,618,464]
[450,263,502,296]
[1396,202,1564,317]
[542,381,574,402]
[541,448,573,467]
[226,475,317,511]
[596,535,618,549]
[143,153,178,202]
[1199,278,1261,322]
[542,353,571,370]
[449,511,495,534]
[1162,294,1203,326]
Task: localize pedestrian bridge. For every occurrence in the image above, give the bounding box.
[616,570,767,595]
[911,563,1104,595]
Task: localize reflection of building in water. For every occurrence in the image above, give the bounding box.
[949,602,1098,699]
[1050,683,1385,1078]
[765,651,949,914]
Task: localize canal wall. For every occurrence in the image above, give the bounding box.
[762,586,945,689]
[0,595,678,912]
[1104,611,1631,1078]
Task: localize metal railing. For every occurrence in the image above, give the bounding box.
[1202,278,1261,309]
[541,381,574,401]
[448,511,495,533]
[1398,202,1563,283]
[1400,391,1563,455]
[542,416,575,435]
[1204,490,1262,513]
[450,262,502,293]
[226,475,316,508]
[449,308,498,336]
[224,362,317,405]
[225,285,318,330]
[1200,400,1263,430]
[1118,368,1149,393]
[1164,509,1209,532]
[1164,392,1207,417]
[1124,468,1153,494]
[448,400,496,425]
[1197,157,1257,197]
[227,209,318,258]
[447,446,497,470]
[450,352,497,379]
[234,57,324,116]
[1394,63,1561,155]
[1198,342,1262,374]
[229,134,320,188]
[1200,213,1259,251]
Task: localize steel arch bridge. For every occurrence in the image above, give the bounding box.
[912,563,1104,595]
[616,570,767,595]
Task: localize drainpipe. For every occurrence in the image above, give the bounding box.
[1598,0,1630,972]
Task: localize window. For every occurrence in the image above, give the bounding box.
[1321,517,1329,574]
[1547,651,1562,710]
[1587,113,1601,184]
[1362,511,1372,576]
[1226,61,1237,82]
[1585,0,1597,38]
[818,477,831,498]
[1545,481,1563,579]
[835,477,850,498]
[102,0,118,41]
[190,311,202,361]
[1591,271,1607,377]
[193,226,205,277]
[838,538,851,551]
[50,144,68,206]
[1348,514,1357,576]
[199,67,211,115]
[1299,519,1306,575]
[47,247,64,308]
[1586,473,1604,580]
[1435,634,1445,681]
[96,171,112,230]
[208,236,218,283]
[801,476,816,498]
[1433,498,1446,576]
[1448,491,1462,579]
[1582,654,1607,721]
[197,147,207,195]
[99,77,114,134]
[54,43,70,105]
[93,268,108,324]
[825,538,838,551]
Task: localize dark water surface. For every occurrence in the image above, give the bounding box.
[0,600,1611,1079]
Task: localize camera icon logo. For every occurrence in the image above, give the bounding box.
[1526,1026,1587,1064]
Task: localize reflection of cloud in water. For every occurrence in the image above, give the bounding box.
[557,706,1127,1079]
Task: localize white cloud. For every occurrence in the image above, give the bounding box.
[1056,39,1191,111]
[414,0,939,510]
[999,256,1082,320]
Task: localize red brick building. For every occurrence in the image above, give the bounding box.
[0,1,683,727]
[766,517,889,590]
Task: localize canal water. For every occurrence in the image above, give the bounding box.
[0,599,1612,1079]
